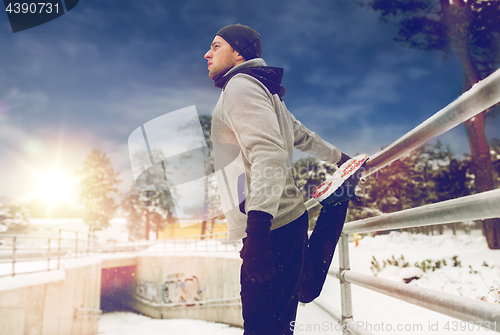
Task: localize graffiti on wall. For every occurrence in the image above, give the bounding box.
[135,275,204,307]
[136,280,161,303]
[162,276,203,306]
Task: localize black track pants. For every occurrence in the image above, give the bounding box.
[240,211,308,335]
[239,203,348,334]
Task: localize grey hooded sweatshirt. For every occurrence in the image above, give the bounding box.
[211,58,341,241]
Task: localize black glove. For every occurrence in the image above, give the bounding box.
[240,210,277,283]
[337,152,351,166]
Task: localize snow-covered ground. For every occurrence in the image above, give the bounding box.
[319,229,500,335]
[342,229,500,304]
[2,229,498,334]
[98,313,243,335]
[97,229,499,335]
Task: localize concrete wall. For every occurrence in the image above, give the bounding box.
[0,259,101,335]
[131,254,243,327]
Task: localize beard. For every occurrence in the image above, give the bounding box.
[209,59,235,81]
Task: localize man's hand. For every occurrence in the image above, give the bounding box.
[337,152,351,166]
[240,211,277,283]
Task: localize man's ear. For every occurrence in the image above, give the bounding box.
[235,52,245,62]
[234,50,246,62]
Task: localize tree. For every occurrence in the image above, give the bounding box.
[0,197,30,234]
[121,186,148,240]
[121,185,174,240]
[178,114,218,238]
[360,0,500,248]
[359,142,475,234]
[490,138,500,187]
[76,149,121,232]
[127,148,176,240]
[364,146,431,213]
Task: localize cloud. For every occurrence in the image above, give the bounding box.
[348,70,401,104]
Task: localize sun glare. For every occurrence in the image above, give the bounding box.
[33,170,77,208]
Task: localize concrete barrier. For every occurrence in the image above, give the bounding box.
[130,253,243,327]
[0,253,244,332]
[0,258,101,335]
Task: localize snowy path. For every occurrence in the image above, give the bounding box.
[98,312,244,335]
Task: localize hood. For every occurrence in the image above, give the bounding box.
[214,58,286,98]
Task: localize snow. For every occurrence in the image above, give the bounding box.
[98,312,243,335]
[2,228,499,334]
[0,269,65,291]
[0,257,101,290]
[321,229,500,334]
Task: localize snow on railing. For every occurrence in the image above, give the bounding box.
[307,68,500,334]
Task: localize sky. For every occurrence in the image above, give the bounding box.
[0,0,498,209]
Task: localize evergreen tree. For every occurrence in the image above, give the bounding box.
[76,149,121,232]
[121,186,148,240]
[0,197,30,234]
[490,138,500,187]
[121,185,175,240]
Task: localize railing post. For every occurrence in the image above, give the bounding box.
[58,230,61,270]
[47,237,51,271]
[339,233,353,334]
[75,231,78,258]
[12,236,17,277]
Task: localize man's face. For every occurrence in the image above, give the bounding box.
[204,35,242,81]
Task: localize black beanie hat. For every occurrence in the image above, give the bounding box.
[216,24,262,61]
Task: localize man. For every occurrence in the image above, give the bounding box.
[206,24,352,334]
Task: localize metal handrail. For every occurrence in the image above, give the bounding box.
[331,268,500,324]
[0,229,96,277]
[305,66,500,212]
[342,188,500,234]
[306,67,500,333]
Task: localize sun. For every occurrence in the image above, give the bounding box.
[32,169,77,208]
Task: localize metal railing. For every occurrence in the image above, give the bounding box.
[0,229,241,278]
[0,229,96,278]
[141,231,241,253]
[304,67,500,334]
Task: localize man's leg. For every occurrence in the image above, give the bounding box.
[299,201,349,303]
[240,211,308,335]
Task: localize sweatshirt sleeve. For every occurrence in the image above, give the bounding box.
[221,74,288,218]
[289,111,342,165]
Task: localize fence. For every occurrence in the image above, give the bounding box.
[141,231,242,253]
[0,230,240,278]
[0,229,97,278]
[303,67,500,333]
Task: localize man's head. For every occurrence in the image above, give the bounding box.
[204,24,262,81]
